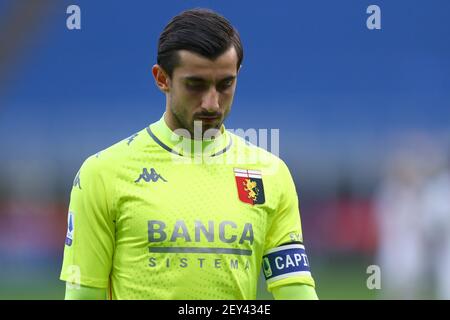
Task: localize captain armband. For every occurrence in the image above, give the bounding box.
[262,243,311,284]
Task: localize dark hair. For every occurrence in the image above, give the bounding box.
[157,8,243,77]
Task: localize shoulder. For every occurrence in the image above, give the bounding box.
[78,127,149,176]
[227,130,291,175]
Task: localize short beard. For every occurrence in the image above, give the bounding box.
[170,111,220,140]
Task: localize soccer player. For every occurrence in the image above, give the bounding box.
[60,8,318,300]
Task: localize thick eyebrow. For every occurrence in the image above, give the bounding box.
[183,75,236,83]
[219,75,237,83]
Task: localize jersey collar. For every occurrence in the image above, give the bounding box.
[147,114,232,158]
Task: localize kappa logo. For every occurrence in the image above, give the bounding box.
[73,171,81,189]
[234,168,265,205]
[135,168,168,183]
[126,133,139,145]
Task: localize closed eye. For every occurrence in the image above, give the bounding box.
[217,78,235,92]
[185,80,208,91]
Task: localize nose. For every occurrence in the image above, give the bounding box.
[200,87,220,112]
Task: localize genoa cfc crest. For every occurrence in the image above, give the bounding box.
[234,168,265,205]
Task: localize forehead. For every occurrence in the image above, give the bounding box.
[174,47,238,78]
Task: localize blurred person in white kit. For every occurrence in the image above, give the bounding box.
[421,152,450,299]
[374,153,428,299]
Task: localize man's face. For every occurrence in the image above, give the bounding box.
[165,46,239,137]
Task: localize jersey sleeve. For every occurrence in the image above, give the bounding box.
[262,160,315,292]
[59,155,115,288]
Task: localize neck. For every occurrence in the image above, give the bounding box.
[149,113,228,157]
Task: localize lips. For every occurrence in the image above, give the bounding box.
[195,115,221,122]
[197,116,218,121]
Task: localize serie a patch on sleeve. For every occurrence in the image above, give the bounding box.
[65,211,74,246]
[262,243,311,283]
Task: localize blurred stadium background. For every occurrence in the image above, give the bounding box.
[0,0,449,299]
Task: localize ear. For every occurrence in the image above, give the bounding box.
[152,64,170,93]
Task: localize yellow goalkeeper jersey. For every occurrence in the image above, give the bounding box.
[60,114,315,299]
